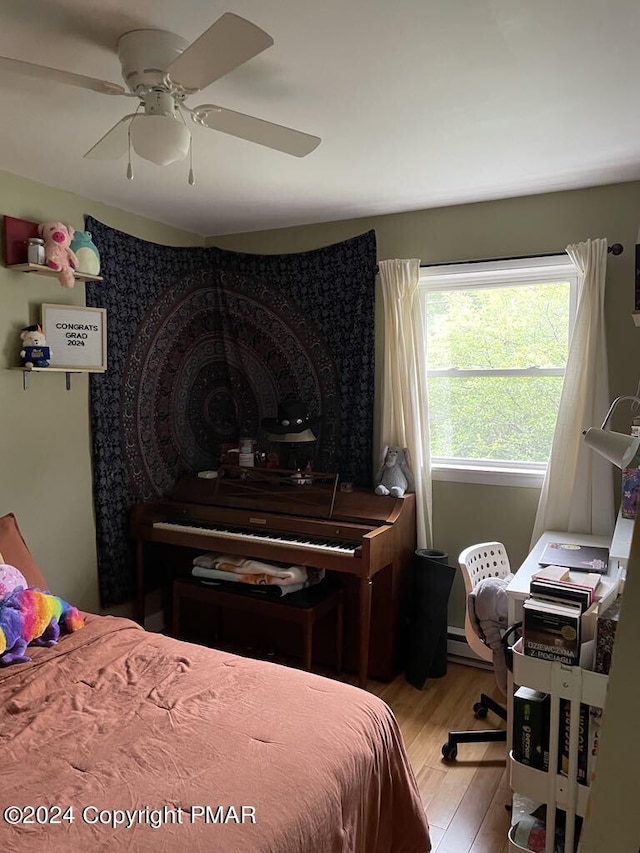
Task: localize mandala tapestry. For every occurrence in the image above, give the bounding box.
[85,218,377,607]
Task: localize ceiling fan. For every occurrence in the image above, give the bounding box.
[0,12,321,182]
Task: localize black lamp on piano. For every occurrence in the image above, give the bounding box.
[262,398,320,471]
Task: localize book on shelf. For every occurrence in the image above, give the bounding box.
[532,564,571,582]
[558,699,590,785]
[529,577,595,613]
[587,705,603,784]
[538,541,609,574]
[594,594,623,674]
[532,568,601,591]
[512,686,550,770]
[522,598,582,665]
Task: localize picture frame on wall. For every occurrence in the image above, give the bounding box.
[41,303,107,371]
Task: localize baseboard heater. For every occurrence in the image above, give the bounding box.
[446,626,491,669]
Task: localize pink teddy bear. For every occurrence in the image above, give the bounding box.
[38,221,79,288]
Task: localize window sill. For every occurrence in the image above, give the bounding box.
[431,463,545,488]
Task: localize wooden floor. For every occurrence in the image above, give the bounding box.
[368,662,511,853]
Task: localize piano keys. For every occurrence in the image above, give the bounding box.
[131,467,416,687]
[151,521,361,557]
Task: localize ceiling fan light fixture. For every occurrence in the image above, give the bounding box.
[1,12,320,175]
[130,114,191,165]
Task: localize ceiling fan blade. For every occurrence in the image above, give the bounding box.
[84,115,136,160]
[190,104,321,157]
[166,13,273,92]
[0,55,126,95]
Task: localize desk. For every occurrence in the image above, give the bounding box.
[507,529,615,627]
[507,511,633,626]
[505,512,632,747]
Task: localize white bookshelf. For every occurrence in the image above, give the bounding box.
[506,511,629,853]
[508,641,609,852]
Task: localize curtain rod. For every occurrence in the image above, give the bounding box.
[417,243,623,269]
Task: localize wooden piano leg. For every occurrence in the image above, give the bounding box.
[301,620,312,671]
[358,577,373,689]
[172,581,181,638]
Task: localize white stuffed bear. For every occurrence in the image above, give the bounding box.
[20,324,51,368]
[38,221,78,288]
[375,445,414,497]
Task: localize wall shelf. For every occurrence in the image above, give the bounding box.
[7,262,103,282]
[12,366,106,390]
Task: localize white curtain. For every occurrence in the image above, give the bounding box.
[378,259,433,548]
[530,238,613,545]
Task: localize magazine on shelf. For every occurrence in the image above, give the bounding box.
[523,598,582,665]
[538,542,609,574]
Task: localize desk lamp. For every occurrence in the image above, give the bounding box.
[583,395,640,467]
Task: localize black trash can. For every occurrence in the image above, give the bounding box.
[404,549,456,689]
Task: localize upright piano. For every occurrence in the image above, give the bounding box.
[131,467,416,687]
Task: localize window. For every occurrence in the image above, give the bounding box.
[420,255,578,487]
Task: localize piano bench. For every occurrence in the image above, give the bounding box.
[172,577,344,675]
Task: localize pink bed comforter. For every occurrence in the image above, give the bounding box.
[0,614,431,852]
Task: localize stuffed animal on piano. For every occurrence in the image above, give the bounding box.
[375,445,414,497]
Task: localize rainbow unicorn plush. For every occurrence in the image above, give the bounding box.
[0,564,84,665]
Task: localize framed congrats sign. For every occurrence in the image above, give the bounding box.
[41,303,107,371]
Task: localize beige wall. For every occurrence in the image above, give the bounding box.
[0,169,201,612]
[212,189,640,851]
[579,515,640,851]
[2,170,639,625]
[211,182,640,625]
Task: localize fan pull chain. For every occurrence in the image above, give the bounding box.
[188,136,195,186]
[126,125,134,181]
[176,105,195,186]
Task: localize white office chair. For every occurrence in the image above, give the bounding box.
[441,541,511,760]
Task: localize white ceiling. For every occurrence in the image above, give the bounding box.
[1,0,640,237]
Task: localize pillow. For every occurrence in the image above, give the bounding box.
[0,514,48,590]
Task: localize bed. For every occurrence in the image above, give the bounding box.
[0,513,431,852]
